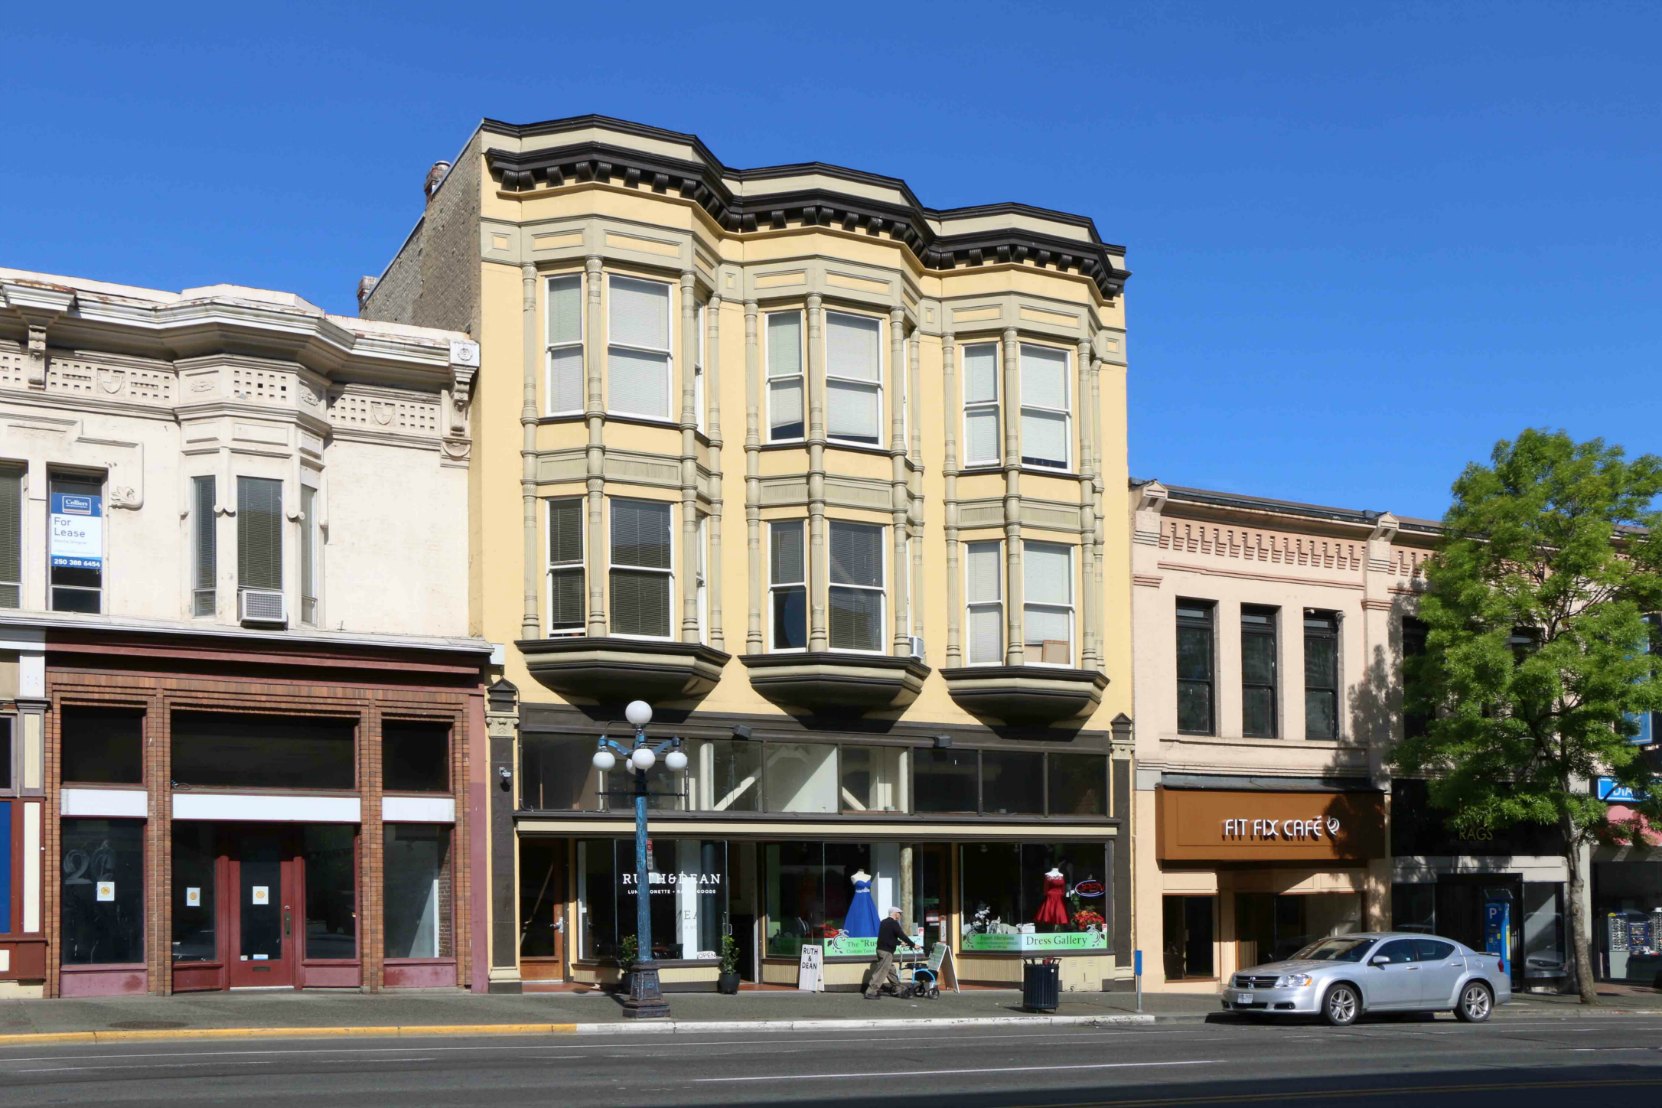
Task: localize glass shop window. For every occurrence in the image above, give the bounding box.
[520,736,603,811]
[981,750,1044,815]
[172,824,217,963]
[1162,894,1214,980]
[61,818,145,965]
[763,742,837,813]
[382,720,450,793]
[960,842,1112,952]
[682,739,761,813]
[304,825,357,960]
[1048,753,1107,817]
[383,824,452,960]
[839,745,908,813]
[61,705,144,785]
[172,712,355,790]
[763,841,907,958]
[913,747,978,814]
[577,838,726,962]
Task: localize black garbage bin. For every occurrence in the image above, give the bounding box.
[1022,959,1060,1012]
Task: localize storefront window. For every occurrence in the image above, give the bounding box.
[1392,882,1436,933]
[577,838,726,962]
[765,841,906,958]
[1236,892,1361,964]
[683,739,761,812]
[61,706,143,785]
[1163,895,1214,979]
[1048,754,1107,817]
[839,745,907,813]
[959,842,1111,953]
[763,743,837,813]
[172,824,216,962]
[61,818,144,965]
[520,735,602,811]
[982,751,1044,815]
[173,712,355,790]
[383,721,449,793]
[914,748,977,813]
[383,824,451,959]
[304,825,356,960]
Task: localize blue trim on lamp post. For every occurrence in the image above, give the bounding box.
[593,700,686,1019]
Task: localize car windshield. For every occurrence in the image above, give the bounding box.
[1291,937,1374,962]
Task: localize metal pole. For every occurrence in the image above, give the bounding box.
[621,723,669,1018]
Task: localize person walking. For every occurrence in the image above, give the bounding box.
[864,906,919,1000]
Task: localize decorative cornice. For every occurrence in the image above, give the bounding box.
[479,117,1128,301]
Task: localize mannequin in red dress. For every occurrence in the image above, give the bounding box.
[1034,867,1069,929]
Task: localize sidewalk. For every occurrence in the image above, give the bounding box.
[0,986,1649,1044]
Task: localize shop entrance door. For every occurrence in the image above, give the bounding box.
[519,838,567,981]
[227,828,298,988]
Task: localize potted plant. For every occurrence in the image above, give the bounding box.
[1073,909,1105,935]
[717,934,741,994]
[617,934,638,976]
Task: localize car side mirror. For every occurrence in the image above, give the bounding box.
[1369,955,1390,967]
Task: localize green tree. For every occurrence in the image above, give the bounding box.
[1395,429,1662,1004]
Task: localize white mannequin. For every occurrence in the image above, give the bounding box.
[851,869,871,884]
[1045,867,1063,878]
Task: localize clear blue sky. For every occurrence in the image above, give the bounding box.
[4,2,1657,520]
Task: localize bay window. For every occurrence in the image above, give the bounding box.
[1,466,21,609]
[962,342,1000,466]
[191,476,216,617]
[826,312,881,446]
[1019,344,1070,470]
[1022,541,1074,666]
[607,276,671,419]
[299,483,319,626]
[769,520,807,650]
[766,311,805,441]
[829,521,884,652]
[547,274,584,414]
[609,499,673,638]
[547,498,585,635]
[965,540,1004,664]
[236,476,282,599]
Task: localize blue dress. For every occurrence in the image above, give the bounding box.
[843,878,881,938]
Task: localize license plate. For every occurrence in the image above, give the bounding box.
[1235,992,1253,1004]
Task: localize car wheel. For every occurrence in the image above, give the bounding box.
[1454,981,1493,1023]
[1322,983,1360,1027]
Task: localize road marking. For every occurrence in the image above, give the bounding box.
[1038,1075,1662,1108]
[696,1058,1218,1083]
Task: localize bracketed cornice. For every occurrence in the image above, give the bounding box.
[478,115,1130,301]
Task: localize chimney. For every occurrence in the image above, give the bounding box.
[425,160,453,202]
[356,276,378,310]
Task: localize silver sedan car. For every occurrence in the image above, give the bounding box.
[1220,932,1511,1026]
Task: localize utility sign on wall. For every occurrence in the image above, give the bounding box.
[49,492,102,569]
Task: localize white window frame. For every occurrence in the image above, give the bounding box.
[1019,342,1072,471]
[605,275,674,421]
[825,310,884,448]
[768,519,808,653]
[693,300,707,435]
[1022,540,1075,667]
[48,470,106,615]
[827,519,886,655]
[546,273,585,416]
[299,480,321,627]
[546,496,586,637]
[765,309,805,443]
[962,341,1001,467]
[964,539,1004,666]
[606,497,675,640]
[695,513,708,643]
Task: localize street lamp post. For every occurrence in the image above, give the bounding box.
[593,699,687,1020]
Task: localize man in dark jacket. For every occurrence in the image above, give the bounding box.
[864,906,919,999]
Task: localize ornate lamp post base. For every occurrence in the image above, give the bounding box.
[622,961,671,1019]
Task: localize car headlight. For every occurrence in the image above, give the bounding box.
[1273,973,1314,988]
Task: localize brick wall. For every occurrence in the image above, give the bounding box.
[363,134,481,337]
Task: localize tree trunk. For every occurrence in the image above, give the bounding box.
[1564,825,1597,1005]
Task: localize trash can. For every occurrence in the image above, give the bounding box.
[1022,958,1060,1012]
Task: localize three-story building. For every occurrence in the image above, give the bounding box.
[364,115,1136,992]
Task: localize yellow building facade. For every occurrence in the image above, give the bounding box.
[365,116,1134,992]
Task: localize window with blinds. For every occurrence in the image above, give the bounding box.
[191,476,216,617]
[1019,344,1071,470]
[300,485,319,626]
[962,343,1000,466]
[0,465,22,609]
[769,520,807,650]
[965,540,1003,665]
[829,521,884,652]
[826,312,882,445]
[607,276,672,419]
[547,498,585,635]
[609,499,672,638]
[236,477,283,594]
[1022,541,1073,666]
[547,274,584,414]
[766,311,804,441]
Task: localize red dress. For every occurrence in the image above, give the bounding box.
[1034,874,1069,926]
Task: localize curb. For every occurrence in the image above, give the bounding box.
[0,1013,1154,1047]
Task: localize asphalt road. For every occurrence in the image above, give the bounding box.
[6,1011,1662,1107]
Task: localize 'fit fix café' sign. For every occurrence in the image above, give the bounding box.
[1157,789,1384,862]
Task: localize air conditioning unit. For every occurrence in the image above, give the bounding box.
[239,588,287,626]
[907,635,926,660]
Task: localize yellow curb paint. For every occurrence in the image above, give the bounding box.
[0,1024,581,1047]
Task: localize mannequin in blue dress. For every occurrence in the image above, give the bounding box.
[843,869,881,938]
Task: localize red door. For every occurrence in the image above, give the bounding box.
[227,829,297,988]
